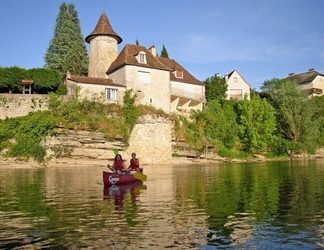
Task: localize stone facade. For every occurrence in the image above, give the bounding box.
[88,36,118,78]
[0,94,49,119]
[110,65,171,113]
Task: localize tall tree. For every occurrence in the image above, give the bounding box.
[160,44,169,58]
[44,2,88,76]
[261,78,319,155]
[204,75,228,102]
[275,80,318,155]
[236,93,277,153]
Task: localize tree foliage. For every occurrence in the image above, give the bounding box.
[187,100,240,158]
[260,78,319,154]
[0,67,61,93]
[123,90,143,132]
[236,93,277,153]
[24,68,62,93]
[275,80,318,153]
[204,75,228,102]
[0,111,56,161]
[44,2,88,76]
[0,66,24,92]
[312,96,324,146]
[160,44,169,58]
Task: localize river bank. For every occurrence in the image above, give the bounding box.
[0,155,298,168]
[2,150,324,169]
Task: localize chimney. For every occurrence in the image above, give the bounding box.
[309,68,315,72]
[289,73,295,77]
[148,45,156,57]
[225,75,228,81]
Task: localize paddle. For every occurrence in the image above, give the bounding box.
[107,164,127,174]
[133,172,147,181]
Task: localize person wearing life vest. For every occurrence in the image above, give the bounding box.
[127,152,142,174]
[107,154,126,174]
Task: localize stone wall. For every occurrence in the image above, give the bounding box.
[0,94,49,119]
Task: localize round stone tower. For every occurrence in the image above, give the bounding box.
[85,13,122,78]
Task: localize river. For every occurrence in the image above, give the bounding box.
[0,159,324,249]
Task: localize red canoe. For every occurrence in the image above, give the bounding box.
[103,171,142,186]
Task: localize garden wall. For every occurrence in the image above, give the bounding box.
[0,94,49,119]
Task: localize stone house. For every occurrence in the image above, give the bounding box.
[66,12,205,114]
[288,68,324,97]
[225,69,251,100]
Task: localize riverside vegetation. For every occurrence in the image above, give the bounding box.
[1,77,324,163]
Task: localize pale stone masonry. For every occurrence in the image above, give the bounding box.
[0,94,49,119]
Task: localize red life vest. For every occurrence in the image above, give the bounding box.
[129,158,140,171]
[114,160,124,171]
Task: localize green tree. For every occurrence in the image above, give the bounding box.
[160,44,169,58]
[204,75,228,102]
[0,67,61,94]
[0,66,25,93]
[312,96,324,146]
[44,2,88,76]
[262,78,319,155]
[189,100,239,158]
[123,90,142,132]
[25,68,61,94]
[259,77,286,107]
[62,42,84,75]
[236,93,277,153]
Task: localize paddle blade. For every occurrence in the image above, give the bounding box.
[133,172,147,181]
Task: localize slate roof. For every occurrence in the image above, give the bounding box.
[157,57,205,86]
[288,70,324,84]
[107,44,170,73]
[68,75,125,87]
[85,12,122,44]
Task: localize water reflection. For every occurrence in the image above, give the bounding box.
[103,181,147,210]
[0,160,324,249]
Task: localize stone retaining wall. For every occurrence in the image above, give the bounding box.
[0,94,49,119]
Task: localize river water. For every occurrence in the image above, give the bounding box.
[0,159,324,249]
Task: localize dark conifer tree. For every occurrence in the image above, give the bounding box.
[44,2,88,76]
[160,44,169,58]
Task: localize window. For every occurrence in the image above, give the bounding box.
[137,71,151,84]
[138,51,147,64]
[229,89,242,100]
[105,88,118,100]
[175,70,183,79]
[233,77,238,83]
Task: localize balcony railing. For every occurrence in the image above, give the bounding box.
[171,87,205,101]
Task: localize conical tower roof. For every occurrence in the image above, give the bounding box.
[85,12,122,44]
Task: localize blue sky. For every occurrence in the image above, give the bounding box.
[1,0,324,91]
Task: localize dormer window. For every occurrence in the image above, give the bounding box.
[137,51,147,64]
[175,70,183,79]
